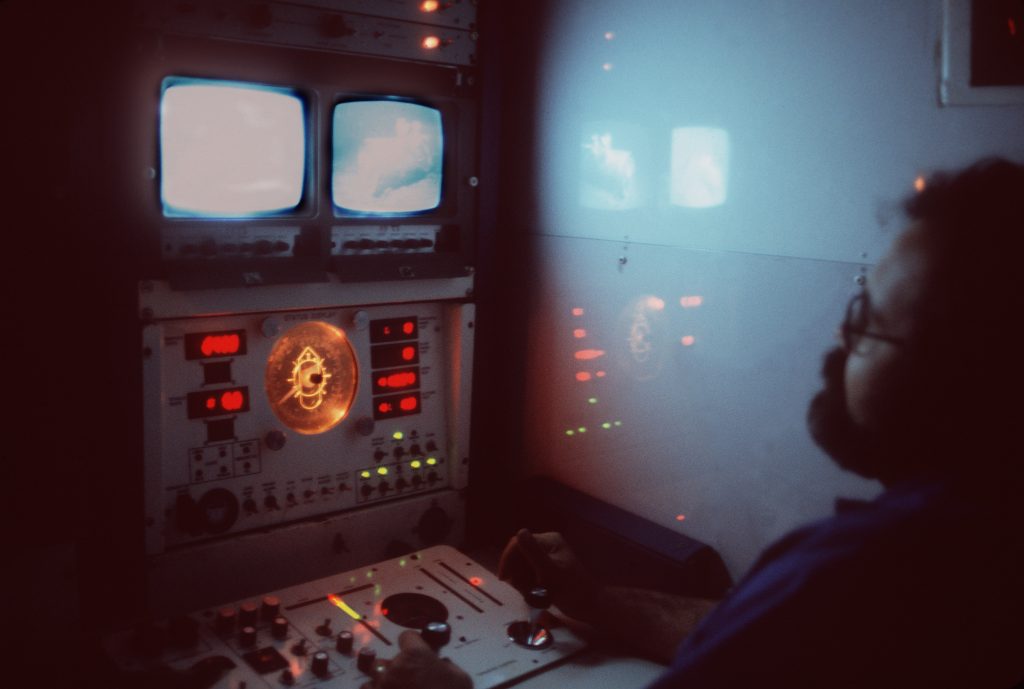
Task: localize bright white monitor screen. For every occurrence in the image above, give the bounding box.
[332,100,443,215]
[160,78,306,217]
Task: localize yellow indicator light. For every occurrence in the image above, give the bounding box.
[426,457,438,466]
[578,427,587,433]
[602,422,611,429]
[423,35,441,49]
[378,467,389,476]
[588,397,598,404]
[566,430,575,436]
[399,559,407,567]
[421,0,439,11]
[360,470,372,479]
[366,570,374,579]
[393,431,404,441]
[410,460,422,469]
[328,594,362,621]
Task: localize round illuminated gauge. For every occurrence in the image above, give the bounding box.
[265,321,358,435]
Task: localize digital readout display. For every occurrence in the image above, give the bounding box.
[185,330,247,360]
[371,342,419,369]
[372,367,420,395]
[187,386,251,419]
[373,392,421,420]
[370,317,418,343]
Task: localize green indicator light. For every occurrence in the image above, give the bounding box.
[427,457,438,466]
[374,584,382,596]
[578,427,587,433]
[602,422,611,429]
[566,430,575,436]
[410,460,423,469]
[360,470,372,479]
[588,397,598,404]
[366,570,374,579]
[378,467,389,476]
[393,431,404,441]
[399,559,407,567]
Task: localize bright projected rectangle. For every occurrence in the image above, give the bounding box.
[332,100,443,215]
[670,127,729,208]
[160,78,305,217]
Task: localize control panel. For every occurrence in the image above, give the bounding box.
[104,545,585,689]
[142,301,473,554]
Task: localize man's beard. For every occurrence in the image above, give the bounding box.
[806,347,894,481]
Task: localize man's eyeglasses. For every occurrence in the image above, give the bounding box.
[839,292,906,353]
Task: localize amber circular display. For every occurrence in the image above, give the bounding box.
[264,321,358,435]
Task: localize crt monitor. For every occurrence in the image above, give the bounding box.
[160,77,307,218]
[331,98,444,216]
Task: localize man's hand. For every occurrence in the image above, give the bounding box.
[497,529,604,625]
[360,630,472,689]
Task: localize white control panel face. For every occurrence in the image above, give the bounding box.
[104,545,585,689]
[142,302,472,554]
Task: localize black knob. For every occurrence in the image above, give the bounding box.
[357,647,377,674]
[421,621,451,652]
[271,616,288,640]
[280,669,295,685]
[261,595,281,620]
[336,630,354,654]
[312,651,330,678]
[215,607,236,634]
[526,587,551,610]
[315,618,332,637]
[240,625,257,647]
[239,602,259,627]
[265,430,286,451]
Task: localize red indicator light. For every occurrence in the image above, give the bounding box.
[421,0,439,12]
[383,326,392,335]
[676,514,686,522]
[403,321,415,335]
[681,336,696,346]
[378,402,393,413]
[574,349,605,361]
[206,397,216,410]
[423,35,441,49]
[596,370,607,378]
[680,296,703,308]
[221,390,245,411]
[576,372,592,382]
[572,307,584,316]
[1010,18,1017,36]
[402,346,416,361]
[469,576,483,587]
[400,396,418,411]
[201,333,241,357]
[384,372,417,388]
[573,328,587,338]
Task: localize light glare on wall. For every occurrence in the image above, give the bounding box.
[580,123,646,210]
[670,127,729,208]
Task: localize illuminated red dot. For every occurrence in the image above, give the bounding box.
[379,402,393,413]
[221,390,244,411]
[469,576,483,587]
[596,370,607,378]
[402,346,416,361]
[681,336,696,346]
[572,307,584,316]
[206,397,216,410]
[573,328,587,338]
[676,514,686,522]
[576,372,592,382]
[403,321,415,335]
[400,396,418,411]
[378,376,388,387]
[574,349,605,361]
[201,333,240,356]
[383,326,392,335]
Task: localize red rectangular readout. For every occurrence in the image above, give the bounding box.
[186,387,251,419]
[185,330,247,360]
[371,342,420,369]
[372,392,422,420]
[372,367,420,395]
[370,317,418,343]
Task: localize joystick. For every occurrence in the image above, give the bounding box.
[421,621,451,652]
[507,587,554,650]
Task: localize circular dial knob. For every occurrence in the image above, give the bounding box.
[356,647,377,674]
[421,621,451,652]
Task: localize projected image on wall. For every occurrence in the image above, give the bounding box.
[670,127,729,208]
[160,79,306,217]
[332,100,443,215]
[580,123,647,210]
